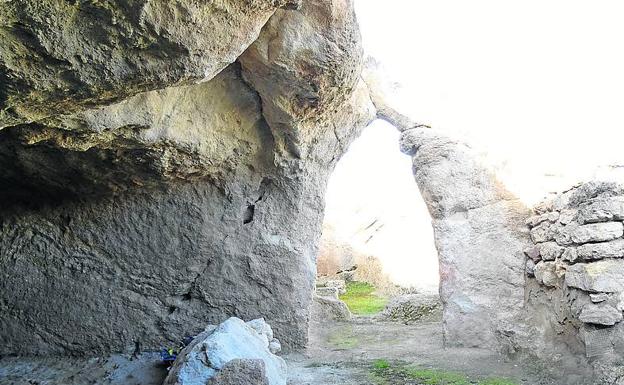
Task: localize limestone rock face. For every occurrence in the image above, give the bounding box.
[0,1,375,356]
[240,0,364,159]
[577,196,624,224]
[399,128,530,350]
[399,129,516,219]
[0,64,268,200]
[0,0,299,129]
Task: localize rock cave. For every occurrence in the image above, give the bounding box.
[1,1,624,384]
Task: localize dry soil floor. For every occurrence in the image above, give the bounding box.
[0,317,579,385]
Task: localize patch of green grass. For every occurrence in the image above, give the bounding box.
[373,359,391,370]
[339,281,387,315]
[405,368,470,385]
[370,361,520,385]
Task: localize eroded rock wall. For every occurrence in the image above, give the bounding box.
[0,0,375,356]
[400,128,531,351]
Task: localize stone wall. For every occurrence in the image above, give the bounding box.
[525,182,624,381]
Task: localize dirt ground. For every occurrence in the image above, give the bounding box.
[0,317,571,385]
[286,317,559,385]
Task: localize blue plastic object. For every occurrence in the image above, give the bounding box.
[160,348,177,362]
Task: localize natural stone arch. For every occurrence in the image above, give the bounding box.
[363,61,531,350]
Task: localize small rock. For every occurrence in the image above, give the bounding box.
[315,286,339,298]
[325,279,347,295]
[311,294,351,321]
[530,222,555,243]
[577,239,624,261]
[246,318,274,346]
[523,246,542,262]
[534,261,559,287]
[565,260,624,293]
[526,211,560,227]
[316,278,347,295]
[268,339,281,354]
[538,242,564,261]
[558,209,578,225]
[579,303,623,326]
[526,259,536,277]
[381,293,441,323]
[561,247,579,263]
[590,293,610,303]
[577,197,624,224]
[555,222,623,246]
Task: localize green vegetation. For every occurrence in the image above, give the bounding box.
[370,361,519,385]
[339,281,387,315]
[373,359,391,370]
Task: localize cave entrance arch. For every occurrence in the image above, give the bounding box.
[315,86,530,349]
[317,119,440,305]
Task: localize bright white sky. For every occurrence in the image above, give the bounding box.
[323,1,624,290]
[356,0,624,204]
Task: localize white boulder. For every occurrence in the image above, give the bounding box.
[164,317,286,385]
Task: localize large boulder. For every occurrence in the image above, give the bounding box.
[164,317,286,385]
[0,0,299,128]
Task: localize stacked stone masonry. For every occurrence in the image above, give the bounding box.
[526,182,624,327]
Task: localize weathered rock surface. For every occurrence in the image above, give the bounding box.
[590,293,610,303]
[526,211,560,227]
[0,64,269,199]
[565,260,624,293]
[399,128,529,350]
[526,182,624,383]
[0,0,375,356]
[578,304,623,326]
[381,293,441,323]
[0,0,299,129]
[530,222,556,243]
[207,360,269,385]
[164,318,286,385]
[577,239,624,261]
[311,294,352,322]
[538,242,564,261]
[240,0,364,159]
[534,261,559,288]
[555,222,623,246]
[577,197,624,224]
